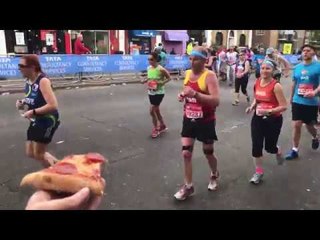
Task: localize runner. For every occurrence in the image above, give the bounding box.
[218,46,227,81]
[226,46,238,86]
[233,50,251,106]
[205,49,217,73]
[285,44,320,160]
[174,46,220,200]
[246,60,287,184]
[253,48,265,79]
[16,55,60,168]
[141,52,171,138]
[265,47,290,82]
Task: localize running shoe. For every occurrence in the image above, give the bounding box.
[232,100,239,106]
[312,138,319,150]
[285,149,299,160]
[208,171,219,191]
[174,184,194,201]
[276,153,285,165]
[151,127,160,138]
[249,172,264,184]
[157,124,168,133]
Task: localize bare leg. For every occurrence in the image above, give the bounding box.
[33,142,58,168]
[154,106,165,126]
[150,105,158,128]
[202,143,217,174]
[292,121,303,149]
[181,137,195,185]
[305,123,318,139]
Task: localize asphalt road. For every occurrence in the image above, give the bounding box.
[0,76,319,210]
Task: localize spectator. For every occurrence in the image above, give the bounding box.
[25,185,105,210]
[74,34,91,54]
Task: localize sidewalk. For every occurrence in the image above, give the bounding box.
[0,71,182,94]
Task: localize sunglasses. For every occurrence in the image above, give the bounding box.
[18,64,30,69]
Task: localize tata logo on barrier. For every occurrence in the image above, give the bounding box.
[45,56,62,61]
[122,56,133,60]
[0,58,10,63]
[174,56,183,60]
[87,56,100,61]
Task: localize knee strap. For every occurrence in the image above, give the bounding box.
[203,148,214,155]
[182,145,193,152]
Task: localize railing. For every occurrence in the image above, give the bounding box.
[0,54,190,81]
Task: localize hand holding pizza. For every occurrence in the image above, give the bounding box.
[26,185,104,210]
[21,153,107,210]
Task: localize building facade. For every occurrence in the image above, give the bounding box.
[206,30,253,49]
[161,30,189,54]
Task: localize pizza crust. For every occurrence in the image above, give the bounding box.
[21,171,105,196]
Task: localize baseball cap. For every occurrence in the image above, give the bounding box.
[266,47,274,55]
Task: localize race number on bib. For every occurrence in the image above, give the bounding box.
[256,103,273,116]
[185,104,203,119]
[298,84,313,96]
[236,67,244,78]
[148,80,158,90]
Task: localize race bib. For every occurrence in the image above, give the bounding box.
[148,80,158,91]
[185,104,203,119]
[236,66,244,78]
[298,84,313,96]
[256,103,273,116]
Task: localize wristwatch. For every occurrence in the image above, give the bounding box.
[33,109,37,116]
[267,109,272,116]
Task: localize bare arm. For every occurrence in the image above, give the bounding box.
[35,78,58,114]
[160,66,171,84]
[243,60,250,75]
[289,80,296,104]
[271,83,287,114]
[205,56,213,68]
[279,56,291,75]
[194,72,220,108]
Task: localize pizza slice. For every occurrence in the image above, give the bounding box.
[20,153,107,196]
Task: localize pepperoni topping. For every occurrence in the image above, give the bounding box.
[47,162,78,175]
[85,153,105,163]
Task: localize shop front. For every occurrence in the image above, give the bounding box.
[71,30,110,54]
[128,30,157,55]
[4,30,67,55]
[162,30,189,55]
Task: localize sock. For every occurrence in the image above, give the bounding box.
[292,147,299,152]
[277,146,281,155]
[186,183,193,188]
[255,167,264,174]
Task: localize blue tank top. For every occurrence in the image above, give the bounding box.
[24,73,59,126]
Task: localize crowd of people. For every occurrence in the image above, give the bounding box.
[15,43,320,209]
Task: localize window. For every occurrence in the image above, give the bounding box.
[239,34,246,46]
[215,32,223,46]
[256,30,265,36]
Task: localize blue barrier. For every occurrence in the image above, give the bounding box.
[0,54,192,79]
[0,54,301,79]
[0,57,21,79]
[253,54,301,66]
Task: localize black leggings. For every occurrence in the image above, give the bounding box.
[235,76,249,95]
[251,114,283,158]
